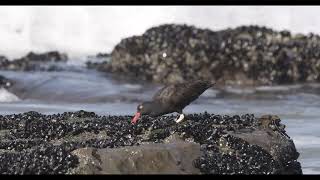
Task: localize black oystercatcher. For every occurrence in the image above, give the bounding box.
[131,80,215,124]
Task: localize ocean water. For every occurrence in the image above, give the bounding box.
[0,62,320,174]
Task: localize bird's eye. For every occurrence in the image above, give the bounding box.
[139,105,143,110]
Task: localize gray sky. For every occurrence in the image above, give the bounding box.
[0,6,319,58]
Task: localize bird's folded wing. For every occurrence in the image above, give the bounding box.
[152,81,212,108]
[152,85,178,105]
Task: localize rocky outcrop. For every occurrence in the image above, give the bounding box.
[0,110,302,174]
[0,51,68,71]
[93,24,320,86]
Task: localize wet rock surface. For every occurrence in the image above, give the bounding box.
[94,24,320,86]
[0,110,301,174]
[0,75,13,89]
[0,51,68,71]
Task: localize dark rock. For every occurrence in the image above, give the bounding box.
[93,24,320,86]
[22,51,68,62]
[0,110,302,174]
[96,53,111,58]
[70,140,201,174]
[86,61,109,70]
[86,53,111,70]
[0,51,68,71]
[0,75,13,89]
[0,144,79,174]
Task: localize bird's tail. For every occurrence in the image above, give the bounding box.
[209,81,216,87]
[203,80,216,88]
[197,80,215,89]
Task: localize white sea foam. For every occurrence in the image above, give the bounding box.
[292,135,320,148]
[122,84,142,90]
[255,84,303,92]
[302,168,320,175]
[225,86,255,94]
[0,88,20,102]
[0,6,320,59]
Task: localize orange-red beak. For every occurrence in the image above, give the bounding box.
[131,112,141,124]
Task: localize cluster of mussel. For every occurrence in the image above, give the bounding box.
[0,110,299,174]
[98,24,320,85]
[0,51,68,71]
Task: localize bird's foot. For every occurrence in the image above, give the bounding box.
[175,114,185,123]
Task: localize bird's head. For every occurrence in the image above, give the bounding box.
[131,102,154,124]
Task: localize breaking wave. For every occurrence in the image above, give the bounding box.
[0,88,20,102]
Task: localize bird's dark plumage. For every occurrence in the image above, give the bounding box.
[131,80,214,124]
[152,80,214,112]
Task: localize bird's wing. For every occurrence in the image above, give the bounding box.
[152,80,213,110]
[152,84,178,104]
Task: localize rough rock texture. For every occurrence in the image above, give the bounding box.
[71,140,201,174]
[93,24,320,86]
[0,51,68,71]
[0,110,302,174]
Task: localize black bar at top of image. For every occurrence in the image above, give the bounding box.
[0,0,319,6]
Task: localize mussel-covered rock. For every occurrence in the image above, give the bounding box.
[0,51,68,71]
[0,110,301,174]
[94,24,320,86]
